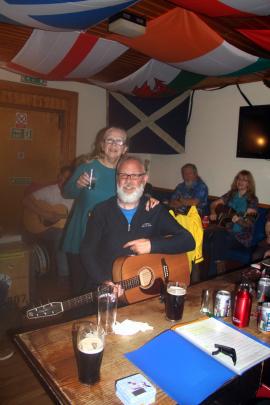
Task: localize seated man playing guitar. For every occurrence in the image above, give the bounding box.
[80,155,195,294]
[204,170,258,276]
[23,166,73,278]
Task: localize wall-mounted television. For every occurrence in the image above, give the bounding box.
[236,104,270,160]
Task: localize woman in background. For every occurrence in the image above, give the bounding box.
[204,170,258,276]
[62,126,128,295]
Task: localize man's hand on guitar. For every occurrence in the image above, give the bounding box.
[231,214,240,223]
[123,239,151,255]
[246,208,257,216]
[104,281,124,297]
[209,213,217,222]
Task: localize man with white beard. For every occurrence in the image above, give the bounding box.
[80,156,195,292]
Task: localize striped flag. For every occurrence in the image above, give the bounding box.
[5,28,204,96]
[110,7,270,76]
[238,29,270,52]
[0,0,138,30]
[6,29,128,80]
[170,0,270,17]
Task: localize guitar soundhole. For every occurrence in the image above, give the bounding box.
[138,267,154,289]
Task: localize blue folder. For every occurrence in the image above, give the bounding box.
[126,329,238,405]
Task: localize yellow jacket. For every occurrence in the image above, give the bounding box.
[170,206,204,272]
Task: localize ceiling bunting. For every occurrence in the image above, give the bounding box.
[237,29,270,53]
[109,7,270,76]
[170,0,270,17]
[0,0,138,30]
[91,59,204,97]
[170,1,270,57]
[5,29,128,80]
[226,57,270,77]
[199,15,270,59]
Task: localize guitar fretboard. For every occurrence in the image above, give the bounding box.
[62,275,141,311]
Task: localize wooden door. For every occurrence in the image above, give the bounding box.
[0,80,78,233]
[0,107,62,231]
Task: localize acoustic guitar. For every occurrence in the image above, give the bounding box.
[23,201,68,234]
[214,204,257,227]
[26,253,190,320]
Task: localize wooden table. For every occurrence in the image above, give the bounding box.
[14,271,270,405]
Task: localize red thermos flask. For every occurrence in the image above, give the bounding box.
[232,283,252,328]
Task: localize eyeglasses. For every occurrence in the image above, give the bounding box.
[104,138,125,146]
[117,173,146,181]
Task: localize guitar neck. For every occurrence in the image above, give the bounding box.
[61,277,141,312]
[62,291,96,311]
[120,275,140,291]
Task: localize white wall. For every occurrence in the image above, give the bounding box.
[1,69,270,203]
[150,83,270,204]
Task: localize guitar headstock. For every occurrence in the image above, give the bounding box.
[26,302,63,319]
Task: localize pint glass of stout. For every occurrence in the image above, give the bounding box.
[165,282,187,322]
[76,322,105,385]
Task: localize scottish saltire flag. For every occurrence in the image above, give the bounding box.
[0,0,138,30]
[171,0,270,17]
[93,59,203,97]
[6,29,128,79]
[108,91,191,154]
[112,7,270,76]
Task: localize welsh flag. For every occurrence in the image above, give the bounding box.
[92,59,204,97]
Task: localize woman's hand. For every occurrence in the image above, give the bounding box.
[145,197,159,211]
[76,172,91,188]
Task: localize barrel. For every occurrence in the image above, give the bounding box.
[30,243,50,277]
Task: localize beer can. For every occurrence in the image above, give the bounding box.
[258,302,270,333]
[214,290,231,317]
[256,277,270,302]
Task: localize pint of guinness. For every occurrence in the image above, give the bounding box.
[165,282,186,321]
[75,322,105,385]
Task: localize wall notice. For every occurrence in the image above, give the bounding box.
[10,128,32,140]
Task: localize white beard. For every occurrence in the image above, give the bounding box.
[117,183,144,204]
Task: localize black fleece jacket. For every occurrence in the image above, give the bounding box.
[80,196,195,290]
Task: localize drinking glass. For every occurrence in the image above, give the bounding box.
[88,168,96,190]
[97,284,118,334]
[164,282,186,322]
[73,321,105,385]
[200,289,213,315]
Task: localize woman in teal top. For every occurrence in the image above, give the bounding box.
[62,127,128,294]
